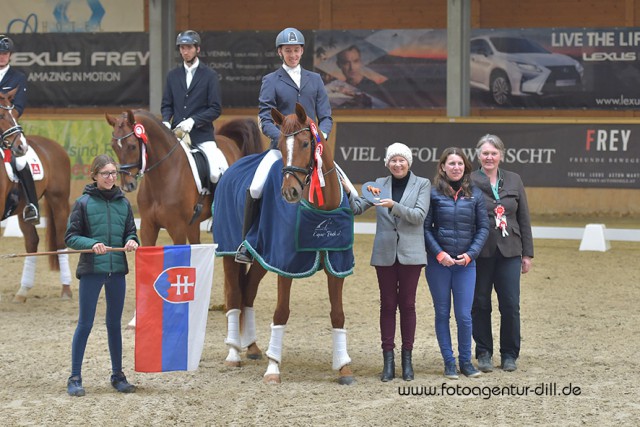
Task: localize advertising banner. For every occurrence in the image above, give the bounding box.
[11,33,149,107]
[335,122,640,188]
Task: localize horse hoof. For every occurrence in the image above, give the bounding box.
[60,286,72,300]
[338,375,356,386]
[224,360,242,368]
[12,294,27,304]
[263,374,281,385]
[246,343,263,360]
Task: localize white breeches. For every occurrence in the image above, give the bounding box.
[249,149,281,199]
[15,155,28,170]
[198,140,228,183]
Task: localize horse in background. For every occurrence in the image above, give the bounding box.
[0,88,72,303]
[105,109,263,246]
[213,103,356,384]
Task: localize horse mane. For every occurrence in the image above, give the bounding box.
[217,118,263,156]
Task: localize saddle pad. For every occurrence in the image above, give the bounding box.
[2,145,44,182]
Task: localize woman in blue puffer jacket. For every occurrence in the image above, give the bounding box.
[424,147,489,380]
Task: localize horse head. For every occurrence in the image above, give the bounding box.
[106,110,140,192]
[273,103,318,204]
[0,87,29,157]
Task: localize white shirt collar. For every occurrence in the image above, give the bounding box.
[282,64,301,75]
[184,58,199,73]
[0,65,9,83]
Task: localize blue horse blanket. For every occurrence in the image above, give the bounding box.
[212,151,354,278]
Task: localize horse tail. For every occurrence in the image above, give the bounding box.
[45,201,61,271]
[217,118,264,156]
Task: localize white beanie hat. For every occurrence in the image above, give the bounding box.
[384,142,413,167]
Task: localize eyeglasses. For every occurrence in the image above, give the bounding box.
[98,171,119,178]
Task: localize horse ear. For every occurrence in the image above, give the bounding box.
[127,110,135,125]
[7,87,18,101]
[105,113,116,126]
[271,108,285,126]
[295,103,307,124]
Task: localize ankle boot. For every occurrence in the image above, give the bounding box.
[401,349,414,381]
[381,350,395,382]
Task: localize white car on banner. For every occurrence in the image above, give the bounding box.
[470,35,584,106]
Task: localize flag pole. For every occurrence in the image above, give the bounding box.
[1,247,131,259]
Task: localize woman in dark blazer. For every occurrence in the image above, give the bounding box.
[471,134,534,373]
[348,142,430,382]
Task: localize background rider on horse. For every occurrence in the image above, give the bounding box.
[0,35,39,224]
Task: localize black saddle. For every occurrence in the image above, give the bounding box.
[191,148,215,194]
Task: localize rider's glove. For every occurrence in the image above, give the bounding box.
[177,118,195,133]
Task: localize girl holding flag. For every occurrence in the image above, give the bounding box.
[64,154,139,397]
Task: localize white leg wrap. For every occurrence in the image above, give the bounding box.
[58,249,72,285]
[264,358,280,377]
[20,256,37,289]
[225,346,242,364]
[335,163,358,197]
[240,307,257,349]
[224,308,242,350]
[332,328,352,370]
[250,149,281,199]
[199,140,229,183]
[265,323,286,364]
[128,311,136,328]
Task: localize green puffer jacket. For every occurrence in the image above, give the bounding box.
[65,183,139,279]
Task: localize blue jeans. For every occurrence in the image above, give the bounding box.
[71,273,127,377]
[472,252,522,360]
[425,256,476,365]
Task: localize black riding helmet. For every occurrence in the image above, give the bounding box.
[0,35,14,52]
[176,30,201,47]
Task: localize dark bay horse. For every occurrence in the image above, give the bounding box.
[105,109,262,246]
[0,88,72,303]
[214,103,355,384]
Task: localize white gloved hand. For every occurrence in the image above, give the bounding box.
[177,118,195,133]
[162,121,171,129]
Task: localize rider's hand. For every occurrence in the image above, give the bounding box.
[177,118,195,133]
[162,121,171,129]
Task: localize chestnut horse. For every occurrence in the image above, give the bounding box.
[214,103,355,385]
[105,109,262,246]
[0,88,72,303]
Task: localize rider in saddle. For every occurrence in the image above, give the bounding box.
[235,27,335,264]
[161,30,228,189]
[0,35,39,224]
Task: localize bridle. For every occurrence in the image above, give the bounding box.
[111,120,182,178]
[0,103,24,151]
[280,124,335,192]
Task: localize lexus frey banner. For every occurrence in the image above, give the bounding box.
[11,33,148,107]
[335,122,640,188]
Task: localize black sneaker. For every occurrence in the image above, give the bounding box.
[23,204,40,224]
[460,361,482,378]
[110,372,136,393]
[501,357,517,372]
[477,352,494,373]
[67,375,85,397]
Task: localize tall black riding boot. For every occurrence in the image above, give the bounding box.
[401,349,414,381]
[17,166,40,224]
[235,189,260,264]
[381,350,395,382]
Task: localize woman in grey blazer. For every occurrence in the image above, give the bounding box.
[347,142,430,382]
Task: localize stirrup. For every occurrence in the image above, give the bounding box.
[234,244,253,264]
[23,204,40,224]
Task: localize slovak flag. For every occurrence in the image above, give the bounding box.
[134,244,216,372]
